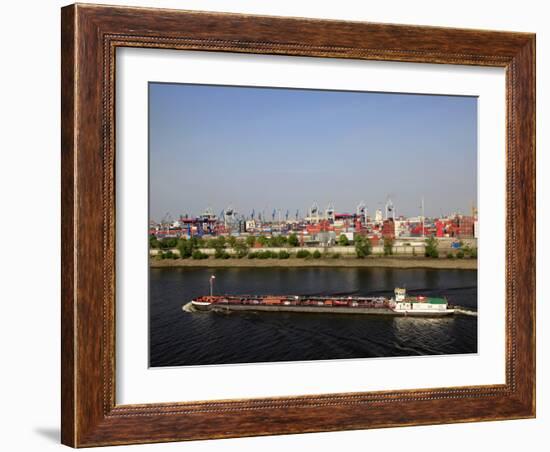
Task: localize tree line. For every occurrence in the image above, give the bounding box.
[150,233,300,251]
[150,233,475,260]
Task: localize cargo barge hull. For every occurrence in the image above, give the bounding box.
[186,302,454,316]
[187,288,456,316]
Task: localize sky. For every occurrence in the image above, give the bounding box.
[149,82,477,222]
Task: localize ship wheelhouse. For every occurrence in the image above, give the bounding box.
[392,288,449,313]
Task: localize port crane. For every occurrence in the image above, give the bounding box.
[325,203,335,222]
[385,198,395,221]
[161,212,173,226]
[224,205,239,230]
[309,202,320,222]
[356,201,367,223]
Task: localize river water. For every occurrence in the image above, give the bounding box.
[149,267,477,367]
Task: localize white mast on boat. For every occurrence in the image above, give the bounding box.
[209,275,216,296]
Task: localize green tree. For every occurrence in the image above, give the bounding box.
[312,250,321,259]
[246,235,256,248]
[163,250,177,259]
[462,243,474,258]
[214,248,230,259]
[364,237,373,257]
[257,236,269,247]
[177,237,194,258]
[149,234,160,249]
[425,236,439,258]
[192,250,208,260]
[209,236,227,256]
[233,240,249,258]
[193,237,205,248]
[278,250,290,259]
[271,236,287,247]
[227,236,237,248]
[288,233,299,247]
[355,235,372,258]
[296,249,311,258]
[159,237,178,249]
[383,237,394,256]
[338,234,350,246]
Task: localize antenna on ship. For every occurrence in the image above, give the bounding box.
[209,275,216,297]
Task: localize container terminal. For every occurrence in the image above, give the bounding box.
[151,199,478,260]
[151,199,478,244]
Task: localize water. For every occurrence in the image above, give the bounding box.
[150,267,477,367]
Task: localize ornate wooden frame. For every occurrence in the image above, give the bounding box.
[61,3,535,447]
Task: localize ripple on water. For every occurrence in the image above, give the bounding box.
[149,267,478,367]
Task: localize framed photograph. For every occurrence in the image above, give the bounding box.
[61,3,535,447]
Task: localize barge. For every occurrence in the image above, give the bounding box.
[188,288,455,316]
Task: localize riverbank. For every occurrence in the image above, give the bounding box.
[150,257,477,270]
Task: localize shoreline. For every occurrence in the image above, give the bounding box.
[150,257,477,270]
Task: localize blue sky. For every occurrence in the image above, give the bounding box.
[149,83,477,221]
